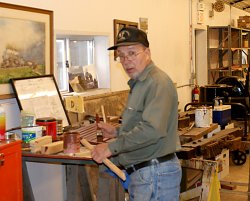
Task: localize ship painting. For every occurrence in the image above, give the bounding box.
[0,17,46,84]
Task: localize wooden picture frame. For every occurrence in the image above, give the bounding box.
[0,2,53,99]
[113,19,138,60]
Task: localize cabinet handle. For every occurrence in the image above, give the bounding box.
[0,153,4,166]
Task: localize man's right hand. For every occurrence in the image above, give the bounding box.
[98,122,117,139]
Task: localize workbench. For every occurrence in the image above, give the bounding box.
[179,123,219,140]
[22,152,125,201]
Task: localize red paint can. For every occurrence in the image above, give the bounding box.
[36,117,57,140]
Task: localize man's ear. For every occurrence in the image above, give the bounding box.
[145,48,151,57]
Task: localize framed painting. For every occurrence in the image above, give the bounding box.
[0,2,53,99]
[113,19,138,60]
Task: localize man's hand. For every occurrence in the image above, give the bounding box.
[91,143,112,163]
[98,122,117,139]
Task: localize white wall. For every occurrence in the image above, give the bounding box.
[1,0,191,109]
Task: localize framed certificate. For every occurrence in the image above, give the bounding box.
[10,75,70,127]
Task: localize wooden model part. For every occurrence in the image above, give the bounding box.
[29,136,52,153]
[41,141,64,155]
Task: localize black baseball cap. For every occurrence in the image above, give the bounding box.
[108,27,149,50]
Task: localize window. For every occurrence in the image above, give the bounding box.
[55,34,110,92]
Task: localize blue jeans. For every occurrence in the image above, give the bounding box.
[128,154,182,201]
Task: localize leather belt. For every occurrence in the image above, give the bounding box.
[125,153,175,175]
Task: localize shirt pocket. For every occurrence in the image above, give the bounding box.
[122,107,143,131]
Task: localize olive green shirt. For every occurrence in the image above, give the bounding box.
[108,62,180,168]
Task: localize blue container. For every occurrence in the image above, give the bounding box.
[213,105,231,127]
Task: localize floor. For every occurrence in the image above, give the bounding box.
[220,155,249,201]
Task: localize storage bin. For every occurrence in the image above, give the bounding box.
[213,105,231,126]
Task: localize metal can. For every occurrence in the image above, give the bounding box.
[36,117,57,140]
[195,106,212,128]
[56,118,63,135]
[63,132,80,154]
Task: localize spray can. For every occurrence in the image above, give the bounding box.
[0,105,6,140]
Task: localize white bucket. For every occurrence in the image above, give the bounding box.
[22,126,42,143]
[195,107,212,128]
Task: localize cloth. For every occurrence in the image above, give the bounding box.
[104,168,130,190]
[128,154,181,201]
[108,61,180,168]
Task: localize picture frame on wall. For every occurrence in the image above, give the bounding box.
[113,19,138,60]
[0,2,53,99]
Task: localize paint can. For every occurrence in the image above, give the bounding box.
[21,126,43,143]
[36,117,57,140]
[56,118,63,135]
[63,131,80,154]
[195,106,212,128]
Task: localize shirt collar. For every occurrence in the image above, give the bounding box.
[128,61,154,90]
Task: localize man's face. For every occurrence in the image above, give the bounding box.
[117,44,150,79]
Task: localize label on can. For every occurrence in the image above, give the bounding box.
[22,131,36,143]
[21,126,43,142]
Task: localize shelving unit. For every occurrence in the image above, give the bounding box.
[207,25,250,84]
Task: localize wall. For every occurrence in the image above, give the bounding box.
[1,0,191,109]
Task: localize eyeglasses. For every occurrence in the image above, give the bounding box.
[117,49,145,62]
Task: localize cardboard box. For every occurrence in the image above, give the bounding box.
[215,149,229,179]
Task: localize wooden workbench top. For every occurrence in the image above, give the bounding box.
[179,123,218,140]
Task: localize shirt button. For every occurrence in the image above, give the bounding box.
[114,149,118,153]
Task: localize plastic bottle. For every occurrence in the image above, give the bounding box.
[0,105,6,140]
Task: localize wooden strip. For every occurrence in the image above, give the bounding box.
[182,128,242,148]
[220,189,250,195]
[101,105,107,123]
[179,123,218,140]
[220,180,248,186]
[80,139,126,181]
[70,123,120,144]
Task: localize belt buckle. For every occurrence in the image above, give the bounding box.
[151,158,159,165]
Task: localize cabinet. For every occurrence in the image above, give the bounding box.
[207,25,250,84]
[0,140,23,201]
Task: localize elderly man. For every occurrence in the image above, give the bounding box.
[91,27,182,201]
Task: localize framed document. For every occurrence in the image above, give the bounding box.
[10,75,70,127]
